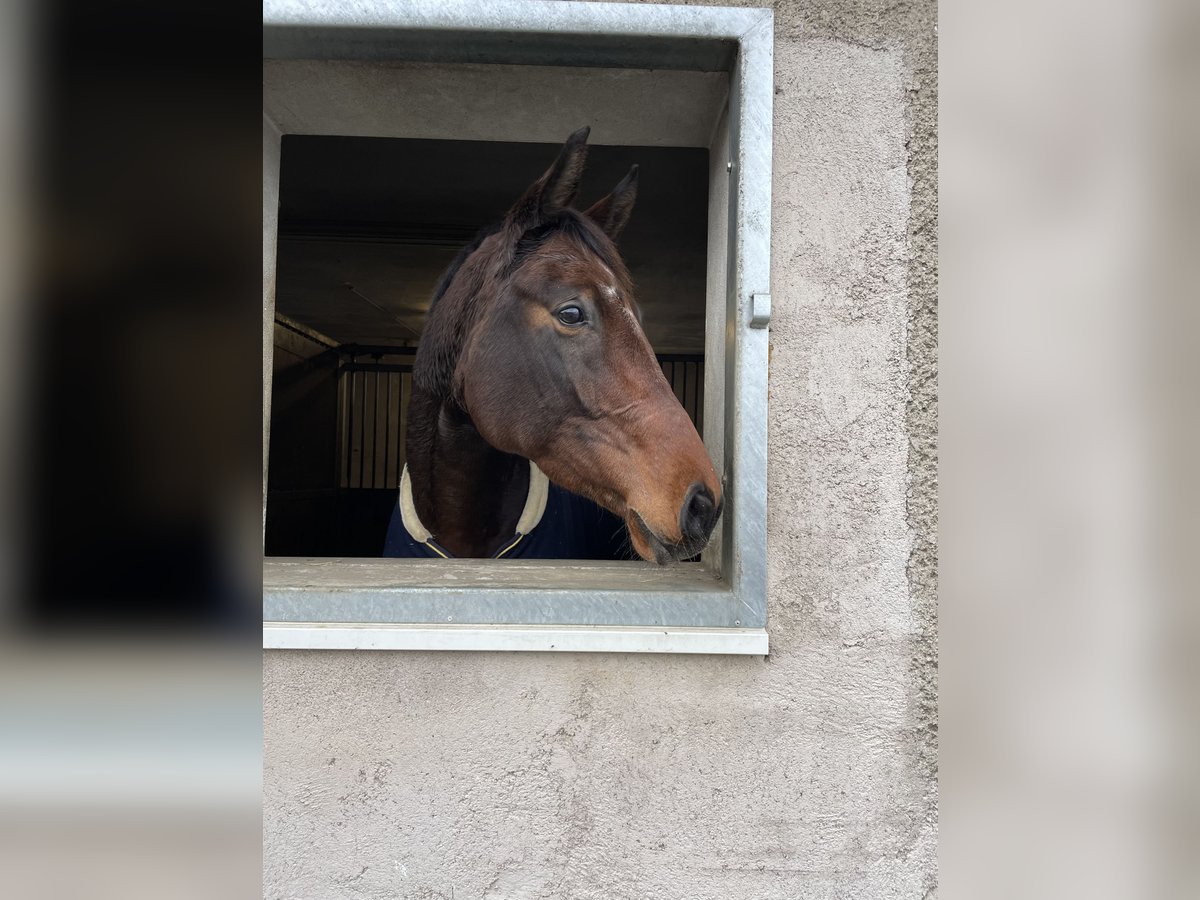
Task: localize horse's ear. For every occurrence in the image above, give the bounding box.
[507,126,591,228]
[585,164,639,241]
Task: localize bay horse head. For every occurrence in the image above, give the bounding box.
[408,127,722,562]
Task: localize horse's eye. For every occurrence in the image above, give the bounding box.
[556,305,585,326]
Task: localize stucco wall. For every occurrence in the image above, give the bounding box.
[264,1,938,897]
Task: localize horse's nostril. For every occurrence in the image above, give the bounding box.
[681,482,717,540]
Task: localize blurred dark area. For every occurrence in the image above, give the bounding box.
[12,0,262,634]
[0,6,262,899]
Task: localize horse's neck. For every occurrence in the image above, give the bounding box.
[406,390,530,557]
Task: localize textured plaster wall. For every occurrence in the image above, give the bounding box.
[264,1,938,897]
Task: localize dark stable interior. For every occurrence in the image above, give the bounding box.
[266,135,709,558]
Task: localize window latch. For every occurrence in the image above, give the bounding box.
[749,292,771,328]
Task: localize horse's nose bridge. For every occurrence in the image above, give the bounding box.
[598,339,719,508]
[624,384,719,501]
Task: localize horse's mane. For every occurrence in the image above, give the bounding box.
[428,222,502,311]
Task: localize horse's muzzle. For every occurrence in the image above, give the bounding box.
[631,484,723,564]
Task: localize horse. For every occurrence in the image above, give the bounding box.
[384,127,722,563]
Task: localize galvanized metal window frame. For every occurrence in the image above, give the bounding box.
[262,0,772,654]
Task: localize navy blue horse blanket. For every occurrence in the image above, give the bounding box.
[383,461,631,560]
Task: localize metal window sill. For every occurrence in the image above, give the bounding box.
[264,622,768,654]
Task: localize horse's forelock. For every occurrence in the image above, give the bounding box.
[508,210,629,285]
